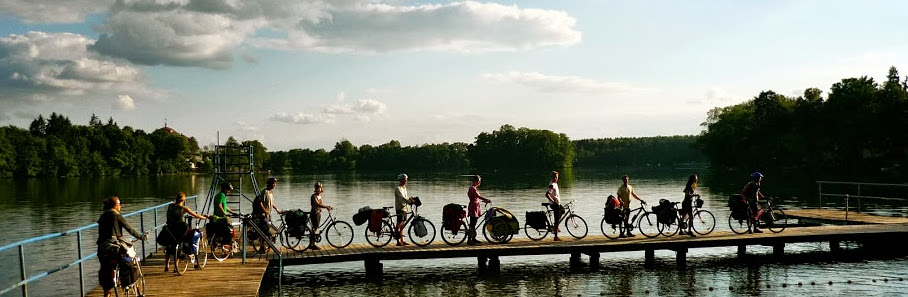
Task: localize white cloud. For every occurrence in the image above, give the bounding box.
[482,71,645,94]
[0,31,149,106]
[324,99,387,114]
[270,112,336,125]
[249,1,581,53]
[114,95,136,111]
[235,121,260,131]
[0,0,111,24]
[687,87,735,105]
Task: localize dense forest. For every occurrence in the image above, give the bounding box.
[0,113,201,177]
[575,135,704,167]
[698,67,908,181]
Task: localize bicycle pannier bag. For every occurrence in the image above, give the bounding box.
[368,210,385,232]
[413,216,428,237]
[604,208,622,225]
[353,206,373,226]
[442,203,465,232]
[526,211,547,230]
[183,229,202,254]
[118,255,138,286]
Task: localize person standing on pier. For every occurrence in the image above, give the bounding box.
[213,182,238,222]
[545,171,564,241]
[679,174,698,237]
[308,182,332,250]
[163,192,208,272]
[617,175,645,237]
[96,196,146,297]
[741,172,765,233]
[395,173,416,246]
[253,177,282,240]
[467,174,491,244]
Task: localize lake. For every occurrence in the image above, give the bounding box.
[2,167,907,297]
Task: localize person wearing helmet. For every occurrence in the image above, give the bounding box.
[394,173,416,246]
[308,182,332,250]
[214,182,238,220]
[741,172,764,233]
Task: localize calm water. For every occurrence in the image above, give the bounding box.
[2,168,907,297]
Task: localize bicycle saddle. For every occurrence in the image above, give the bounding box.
[541,203,550,207]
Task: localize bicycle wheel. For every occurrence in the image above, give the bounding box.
[196,235,208,269]
[482,217,511,244]
[601,218,623,239]
[441,221,468,246]
[638,212,661,238]
[564,214,588,239]
[326,221,354,248]
[728,214,751,234]
[210,234,232,261]
[659,217,680,237]
[408,218,436,246]
[282,228,305,251]
[365,221,394,247]
[524,220,550,241]
[691,210,716,235]
[175,243,190,275]
[766,208,787,233]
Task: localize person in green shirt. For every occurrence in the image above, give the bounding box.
[213,182,238,219]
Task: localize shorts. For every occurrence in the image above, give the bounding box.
[396,210,409,226]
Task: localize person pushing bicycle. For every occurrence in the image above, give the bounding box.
[741,172,765,233]
[96,196,147,297]
[617,175,645,237]
[467,174,491,244]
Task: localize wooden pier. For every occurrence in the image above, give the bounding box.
[83,208,908,296]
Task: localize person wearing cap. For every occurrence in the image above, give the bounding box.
[308,182,332,250]
[394,173,416,246]
[213,182,238,222]
[741,172,765,233]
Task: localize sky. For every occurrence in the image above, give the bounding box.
[1,0,907,151]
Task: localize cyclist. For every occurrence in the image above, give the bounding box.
[394,173,416,246]
[545,171,563,241]
[617,175,645,237]
[308,182,332,250]
[252,177,282,249]
[96,196,147,297]
[679,174,698,237]
[741,172,765,233]
[467,174,491,244]
[210,182,238,243]
[163,192,208,272]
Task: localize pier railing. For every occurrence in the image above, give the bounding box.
[817,181,908,222]
[0,196,198,297]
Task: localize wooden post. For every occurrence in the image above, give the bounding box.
[589,253,600,271]
[675,248,687,268]
[488,256,501,274]
[773,244,785,258]
[477,256,487,271]
[365,258,383,278]
[830,241,841,253]
[644,249,655,268]
[570,253,582,271]
[737,245,746,258]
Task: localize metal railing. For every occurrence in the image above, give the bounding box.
[239,216,283,287]
[0,196,198,297]
[817,181,908,223]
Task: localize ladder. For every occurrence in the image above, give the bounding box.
[200,145,260,218]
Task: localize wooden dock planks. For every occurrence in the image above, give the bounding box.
[785,208,908,224]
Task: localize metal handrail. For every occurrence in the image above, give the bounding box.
[817,181,908,225]
[239,215,283,287]
[0,196,197,297]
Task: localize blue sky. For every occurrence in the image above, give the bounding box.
[1,0,906,151]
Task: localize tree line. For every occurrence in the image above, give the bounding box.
[0,119,707,178]
[698,66,908,181]
[0,113,201,177]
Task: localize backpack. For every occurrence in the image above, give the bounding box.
[353,206,373,226]
[606,195,620,209]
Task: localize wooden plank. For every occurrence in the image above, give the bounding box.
[86,254,268,297]
[786,209,908,224]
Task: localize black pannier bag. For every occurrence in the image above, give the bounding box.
[285,209,308,237]
[526,211,548,230]
[728,194,749,220]
[352,206,373,226]
[603,207,623,225]
[652,199,676,225]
